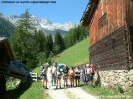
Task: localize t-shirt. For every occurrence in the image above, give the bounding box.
[75,69,80,73]
[74,69,80,76]
[51,66,56,74]
[69,70,74,76]
[86,68,93,75]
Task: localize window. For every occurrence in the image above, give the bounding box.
[98,14,107,29]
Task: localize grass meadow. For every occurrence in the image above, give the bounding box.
[55,37,89,66]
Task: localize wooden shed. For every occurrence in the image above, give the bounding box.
[81,0,133,70]
[0,38,15,96]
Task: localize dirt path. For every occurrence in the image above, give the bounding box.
[46,68,98,99]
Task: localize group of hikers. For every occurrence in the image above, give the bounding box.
[40,62,96,90]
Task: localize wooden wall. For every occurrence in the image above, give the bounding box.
[90,25,130,70]
[89,0,127,46]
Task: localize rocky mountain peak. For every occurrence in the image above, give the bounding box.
[2,13,77,35]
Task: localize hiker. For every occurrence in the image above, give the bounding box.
[89,64,96,86]
[62,66,69,87]
[74,66,80,87]
[68,66,75,87]
[80,65,87,85]
[41,64,48,89]
[86,64,93,86]
[55,67,62,89]
[50,62,57,86]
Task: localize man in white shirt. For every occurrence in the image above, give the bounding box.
[86,64,93,85]
[50,63,57,86]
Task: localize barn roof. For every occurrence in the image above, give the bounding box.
[80,0,100,26]
[0,38,15,61]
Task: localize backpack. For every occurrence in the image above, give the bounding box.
[90,64,96,75]
[40,66,44,76]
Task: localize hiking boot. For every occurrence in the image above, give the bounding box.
[45,87,48,89]
[72,84,74,87]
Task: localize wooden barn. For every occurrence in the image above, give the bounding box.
[0,38,15,96]
[80,0,133,90]
[81,0,133,70]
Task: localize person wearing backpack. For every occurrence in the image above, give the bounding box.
[89,64,96,86]
[41,64,48,89]
[86,64,93,86]
[55,67,62,89]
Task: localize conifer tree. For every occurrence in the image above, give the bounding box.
[10,9,36,67]
[54,31,65,54]
[46,34,53,58]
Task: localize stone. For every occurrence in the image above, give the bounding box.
[109,76,115,81]
[101,82,108,87]
[119,72,128,77]
[117,78,123,83]
[99,70,133,91]
[129,75,133,82]
[122,86,129,91]
[112,80,118,85]
[125,81,133,87]
[118,81,126,86]
[121,77,129,82]
[129,70,133,75]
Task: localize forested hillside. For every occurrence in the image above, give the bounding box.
[0,17,15,37]
[8,9,89,69]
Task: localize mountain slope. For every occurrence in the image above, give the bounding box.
[0,17,15,37]
[55,37,89,66]
[5,14,77,35]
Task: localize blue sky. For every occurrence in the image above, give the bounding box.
[0,0,89,24]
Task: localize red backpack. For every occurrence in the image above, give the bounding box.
[90,64,96,75]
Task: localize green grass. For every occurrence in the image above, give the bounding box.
[81,85,133,99]
[18,81,48,99]
[55,37,89,66]
[18,67,49,99]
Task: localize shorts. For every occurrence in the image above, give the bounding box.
[69,75,74,80]
[56,76,61,80]
[88,75,93,81]
[42,74,47,79]
[63,75,68,80]
[75,76,80,79]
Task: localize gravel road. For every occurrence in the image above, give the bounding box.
[45,68,98,99]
